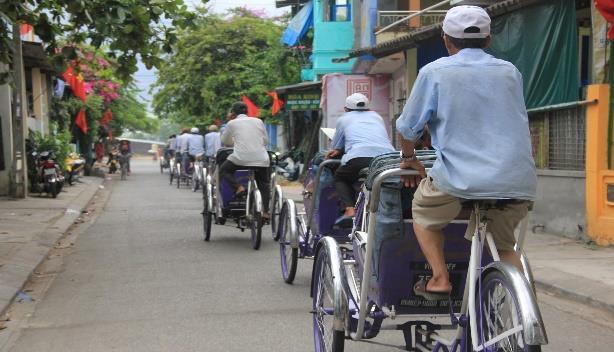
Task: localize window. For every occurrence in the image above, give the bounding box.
[323,0,351,22]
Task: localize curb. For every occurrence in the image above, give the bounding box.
[0,177,104,315]
[533,267,614,315]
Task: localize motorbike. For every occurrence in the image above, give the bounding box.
[64,152,86,185]
[32,150,64,198]
[108,151,119,174]
[274,148,304,181]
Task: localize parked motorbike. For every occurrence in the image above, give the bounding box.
[275,148,304,181]
[32,150,65,198]
[64,152,86,185]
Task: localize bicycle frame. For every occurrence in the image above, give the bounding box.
[351,168,548,349]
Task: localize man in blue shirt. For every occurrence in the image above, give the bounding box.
[204,125,222,159]
[396,6,536,299]
[327,93,395,221]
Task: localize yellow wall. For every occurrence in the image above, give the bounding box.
[585,84,614,245]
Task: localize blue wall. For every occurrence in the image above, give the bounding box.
[302,0,356,81]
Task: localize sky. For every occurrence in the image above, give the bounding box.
[134,0,289,113]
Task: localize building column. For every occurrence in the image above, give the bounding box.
[585,84,614,245]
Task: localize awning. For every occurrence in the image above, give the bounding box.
[275,80,321,95]
[22,41,55,72]
[275,0,310,9]
[281,1,313,46]
[347,0,546,59]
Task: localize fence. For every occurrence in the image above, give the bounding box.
[377,10,446,31]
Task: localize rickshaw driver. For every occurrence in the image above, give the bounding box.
[326,93,395,224]
[220,102,272,219]
[187,127,205,163]
[396,5,537,300]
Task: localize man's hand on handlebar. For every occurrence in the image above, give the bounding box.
[400,158,426,188]
[325,149,342,159]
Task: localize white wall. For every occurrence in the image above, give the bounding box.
[0,65,13,196]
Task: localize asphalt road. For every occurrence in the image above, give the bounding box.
[3,159,614,352]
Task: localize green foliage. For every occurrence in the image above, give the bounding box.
[152,8,300,127]
[31,125,72,169]
[0,0,205,83]
[109,84,159,135]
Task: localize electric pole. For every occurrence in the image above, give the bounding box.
[10,23,28,198]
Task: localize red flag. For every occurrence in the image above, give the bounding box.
[101,108,113,126]
[75,108,88,134]
[20,24,33,35]
[596,0,614,39]
[62,66,87,102]
[241,95,260,117]
[267,92,284,116]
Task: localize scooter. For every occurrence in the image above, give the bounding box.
[32,150,64,198]
[65,152,86,185]
[275,148,304,181]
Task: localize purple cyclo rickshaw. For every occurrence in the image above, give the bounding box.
[276,153,361,284]
[202,148,266,249]
[310,151,548,352]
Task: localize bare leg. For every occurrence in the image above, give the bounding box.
[413,222,452,292]
[499,250,523,272]
[343,207,355,217]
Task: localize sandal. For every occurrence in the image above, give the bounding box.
[413,279,451,301]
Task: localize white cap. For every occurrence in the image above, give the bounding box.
[443,5,491,39]
[345,93,369,110]
[190,127,199,133]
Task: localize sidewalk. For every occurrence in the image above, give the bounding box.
[0,176,103,315]
[281,183,614,312]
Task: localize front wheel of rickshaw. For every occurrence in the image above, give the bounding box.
[472,270,542,352]
[271,186,283,241]
[249,190,263,250]
[312,238,346,352]
[279,202,298,283]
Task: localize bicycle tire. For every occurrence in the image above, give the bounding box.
[250,191,262,250]
[472,270,542,352]
[271,188,282,240]
[279,205,298,283]
[312,244,345,352]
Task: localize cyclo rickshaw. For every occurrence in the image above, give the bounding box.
[310,151,548,352]
[202,148,281,250]
[276,153,361,284]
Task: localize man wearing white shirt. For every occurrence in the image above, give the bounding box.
[220,102,271,217]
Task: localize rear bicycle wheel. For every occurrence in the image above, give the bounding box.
[192,171,199,192]
[279,202,298,283]
[473,270,542,352]
[202,186,212,241]
[312,240,345,352]
[169,165,174,185]
[176,165,181,188]
[249,190,263,250]
[271,186,283,240]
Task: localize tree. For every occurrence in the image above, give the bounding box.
[0,0,204,83]
[152,8,300,127]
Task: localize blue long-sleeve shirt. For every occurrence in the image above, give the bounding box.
[331,110,395,165]
[396,48,536,200]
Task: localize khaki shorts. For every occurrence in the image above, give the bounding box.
[411,177,530,251]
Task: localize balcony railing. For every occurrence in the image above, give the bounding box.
[377,10,447,31]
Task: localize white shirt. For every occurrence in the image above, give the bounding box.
[221,115,269,167]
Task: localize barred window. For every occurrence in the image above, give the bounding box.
[529,106,586,171]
